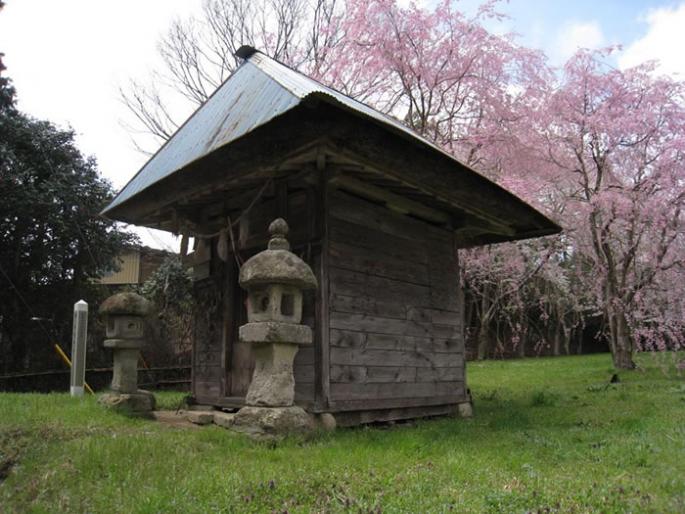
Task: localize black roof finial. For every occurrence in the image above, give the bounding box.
[235,45,258,60]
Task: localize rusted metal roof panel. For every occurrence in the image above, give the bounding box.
[106,59,301,211]
[248,52,453,158]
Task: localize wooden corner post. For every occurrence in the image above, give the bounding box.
[315,149,330,411]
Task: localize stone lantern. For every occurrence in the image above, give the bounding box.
[98,292,155,414]
[231,218,318,438]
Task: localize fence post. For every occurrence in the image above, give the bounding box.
[70,300,88,397]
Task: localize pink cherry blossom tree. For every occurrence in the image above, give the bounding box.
[533,49,685,368]
[327,4,685,367]
[321,0,552,174]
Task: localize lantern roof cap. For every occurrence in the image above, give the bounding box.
[239,219,318,289]
[99,292,151,316]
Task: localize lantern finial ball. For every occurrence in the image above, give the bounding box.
[269,218,289,237]
[268,218,290,250]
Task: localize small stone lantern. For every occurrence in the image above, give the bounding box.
[98,292,155,414]
[231,218,318,438]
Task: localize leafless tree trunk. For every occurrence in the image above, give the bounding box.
[120,0,343,152]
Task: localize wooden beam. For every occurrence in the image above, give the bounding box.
[327,394,466,412]
[333,404,459,426]
[308,106,559,236]
[104,126,325,224]
[221,260,236,397]
[314,160,331,411]
[276,179,288,219]
[331,155,520,237]
[454,214,516,238]
[329,174,451,226]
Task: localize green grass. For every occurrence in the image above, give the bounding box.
[1,353,684,513]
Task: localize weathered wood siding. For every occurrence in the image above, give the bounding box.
[192,275,224,403]
[326,190,466,412]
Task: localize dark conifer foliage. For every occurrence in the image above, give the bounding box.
[0,73,136,374]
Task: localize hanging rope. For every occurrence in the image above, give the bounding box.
[181,177,274,270]
[185,178,274,239]
[226,215,243,269]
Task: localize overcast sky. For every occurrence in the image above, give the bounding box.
[1,0,684,250]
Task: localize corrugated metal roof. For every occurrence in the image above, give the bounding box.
[106,56,300,212]
[248,51,454,157]
[104,47,479,214]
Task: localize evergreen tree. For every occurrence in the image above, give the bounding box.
[0,74,136,373]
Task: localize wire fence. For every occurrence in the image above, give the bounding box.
[0,365,191,393]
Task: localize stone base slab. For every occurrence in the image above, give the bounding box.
[457,401,473,418]
[184,410,214,425]
[213,411,237,428]
[231,406,315,440]
[98,390,156,414]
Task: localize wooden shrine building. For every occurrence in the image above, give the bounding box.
[103,46,561,426]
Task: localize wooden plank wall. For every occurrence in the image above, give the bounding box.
[294,268,317,406]
[192,275,225,403]
[326,190,466,412]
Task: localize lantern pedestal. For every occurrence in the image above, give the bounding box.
[240,321,312,407]
[232,321,314,439]
[245,342,299,407]
[104,339,143,393]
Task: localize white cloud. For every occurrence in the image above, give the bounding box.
[619,3,685,77]
[554,21,605,63]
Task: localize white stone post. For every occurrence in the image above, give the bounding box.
[70,300,88,397]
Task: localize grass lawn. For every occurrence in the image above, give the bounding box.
[1,353,684,513]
